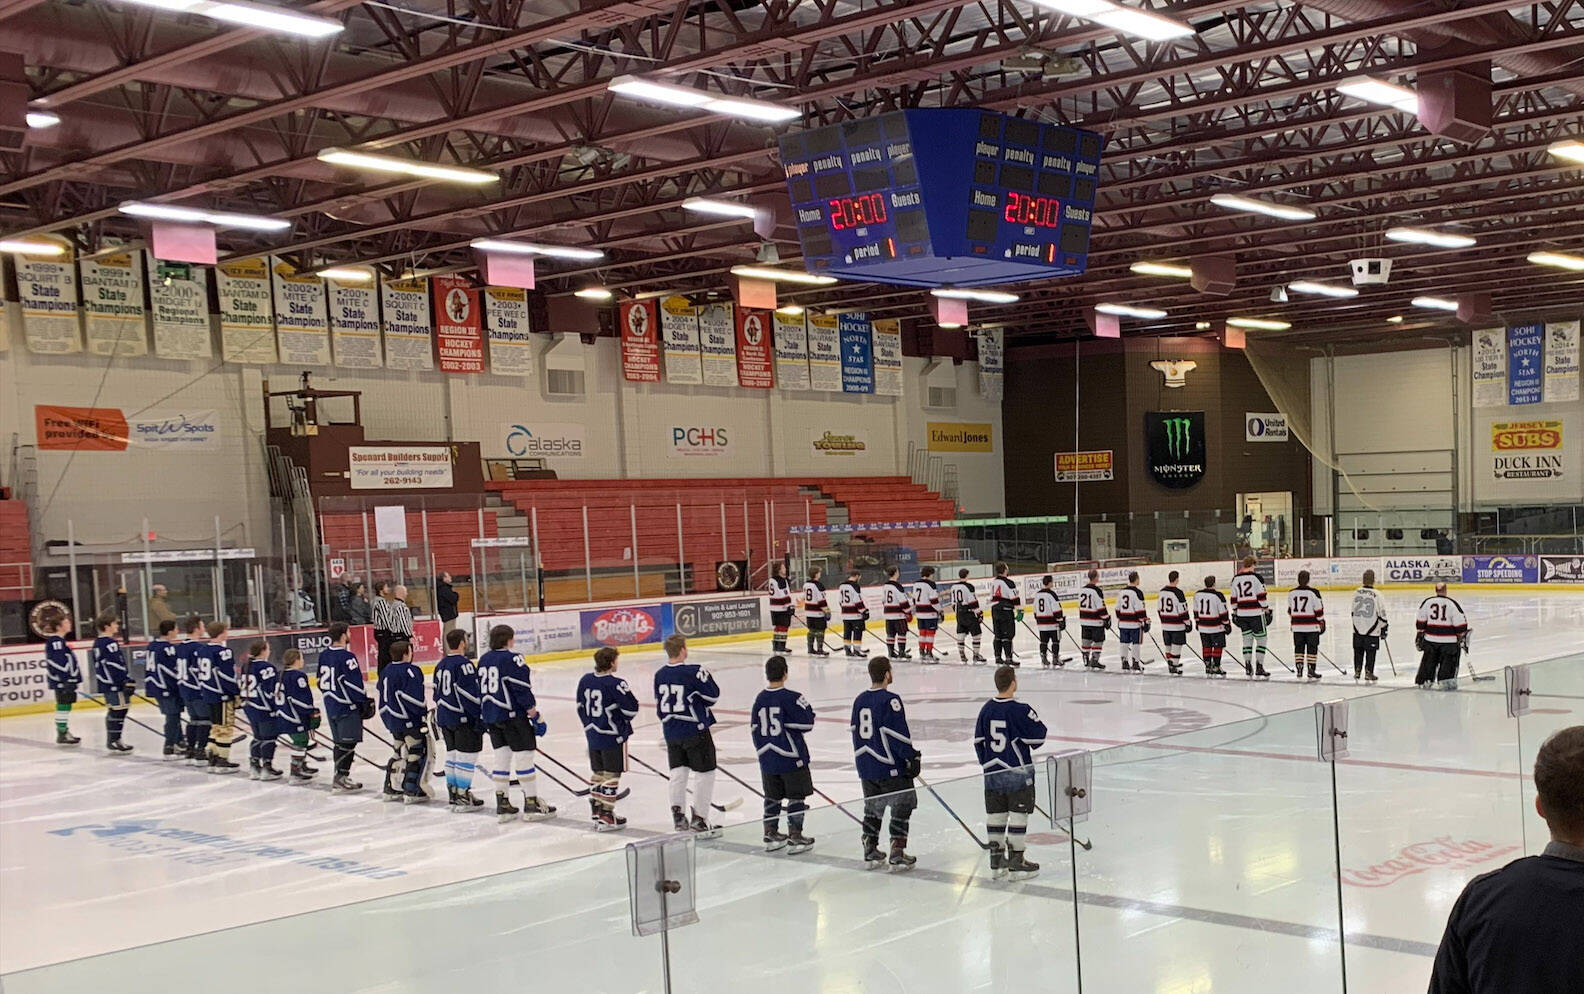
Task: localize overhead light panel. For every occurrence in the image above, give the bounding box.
[1027,1,1194,41]
[119,201,290,231]
[1386,315,1404,324]
[1209,193,1316,221]
[682,198,759,219]
[1548,139,1584,164]
[574,287,614,301]
[26,110,59,129]
[729,265,837,285]
[1411,296,1459,311]
[1226,316,1291,330]
[318,148,497,185]
[1527,250,1584,272]
[0,238,67,256]
[1286,280,1359,299]
[775,305,805,316]
[608,75,800,123]
[471,238,605,261]
[931,288,1019,304]
[116,0,343,38]
[1130,261,1192,278]
[1385,227,1475,249]
[318,268,373,282]
[1335,76,1418,113]
[1095,302,1166,318]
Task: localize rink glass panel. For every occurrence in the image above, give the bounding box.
[1516,653,1584,854]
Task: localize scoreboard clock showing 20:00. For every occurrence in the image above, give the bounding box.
[777,109,1104,288]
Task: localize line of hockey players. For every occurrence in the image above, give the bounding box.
[776,557,1475,686]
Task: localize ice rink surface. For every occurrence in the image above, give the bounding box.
[3,588,1580,993]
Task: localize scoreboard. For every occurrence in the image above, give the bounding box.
[778,109,1103,288]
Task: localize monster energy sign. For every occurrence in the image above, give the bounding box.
[1145,411,1206,489]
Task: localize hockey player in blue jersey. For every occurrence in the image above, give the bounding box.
[144,619,184,758]
[92,612,134,754]
[974,666,1049,879]
[479,624,556,823]
[851,656,918,870]
[434,628,485,811]
[317,622,371,792]
[654,634,724,836]
[40,604,80,746]
[575,646,640,831]
[176,615,207,763]
[274,648,320,783]
[242,640,283,781]
[378,639,431,804]
[198,621,240,772]
[752,655,817,854]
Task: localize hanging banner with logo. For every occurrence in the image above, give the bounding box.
[806,313,842,392]
[619,298,661,383]
[1471,328,1505,408]
[1506,324,1544,406]
[215,259,277,364]
[145,252,212,359]
[327,276,382,368]
[484,286,533,376]
[80,252,147,357]
[871,317,903,397]
[1145,411,1206,489]
[35,405,220,451]
[697,302,738,387]
[978,328,1004,401]
[16,241,81,354]
[1055,450,1113,482]
[380,277,434,371]
[1245,412,1289,442]
[1544,320,1579,403]
[1491,420,1564,481]
[839,312,874,394]
[772,310,810,391]
[734,307,774,389]
[269,258,331,366]
[432,275,485,374]
[660,295,703,385]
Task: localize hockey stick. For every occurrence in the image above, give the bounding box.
[625,750,744,812]
[1382,638,1398,676]
[1462,639,1494,682]
[1317,645,1348,676]
[714,762,765,799]
[809,784,867,826]
[1061,627,1103,670]
[81,693,177,743]
[916,773,989,850]
[1031,800,1093,851]
[1024,618,1076,665]
[535,748,630,800]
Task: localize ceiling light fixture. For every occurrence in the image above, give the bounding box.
[574,287,614,301]
[1209,193,1316,221]
[1384,227,1475,249]
[681,198,759,219]
[26,110,60,129]
[1095,302,1167,318]
[1027,0,1195,41]
[729,265,837,285]
[119,201,290,231]
[1527,250,1584,272]
[0,238,67,256]
[775,305,805,316]
[470,238,605,261]
[931,288,1020,304]
[1334,75,1419,113]
[1129,261,1192,278]
[1286,280,1360,299]
[1386,315,1404,324]
[1411,296,1459,311]
[318,268,373,282]
[115,0,343,38]
[608,75,801,122]
[1544,139,1584,164]
[1226,316,1291,330]
[318,148,497,185]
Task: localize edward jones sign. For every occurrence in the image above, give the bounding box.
[1491,420,1563,480]
[926,422,994,453]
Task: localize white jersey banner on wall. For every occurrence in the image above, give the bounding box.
[806,313,842,392]
[661,295,703,385]
[773,310,811,391]
[484,286,533,376]
[17,243,82,354]
[872,317,903,397]
[270,259,331,366]
[328,277,382,368]
[215,259,277,364]
[1471,327,1506,408]
[145,252,212,359]
[978,328,1004,401]
[697,302,738,387]
[1544,320,1579,403]
[80,252,147,357]
[380,278,434,371]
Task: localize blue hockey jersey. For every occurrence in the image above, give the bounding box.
[276,668,316,732]
[751,686,817,775]
[478,648,536,725]
[973,697,1048,790]
[243,657,280,724]
[197,641,238,704]
[316,646,367,719]
[850,687,916,781]
[176,639,203,703]
[93,636,129,694]
[144,637,181,700]
[432,653,482,729]
[378,660,427,733]
[44,636,80,690]
[653,662,720,741]
[576,672,640,750]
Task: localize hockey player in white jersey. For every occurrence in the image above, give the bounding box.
[1114,571,1149,673]
[838,570,867,658]
[911,566,942,663]
[951,569,988,664]
[1193,576,1230,678]
[767,562,794,656]
[1286,570,1325,682]
[881,566,913,661]
[1076,569,1109,671]
[1349,569,1387,682]
[802,567,831,657]
[1157,570,1191,677]
[1229,556,1272,679]
[1414,582,1469,690]
[1032,575,1065,668]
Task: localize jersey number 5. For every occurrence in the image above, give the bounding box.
[989,719,1008,754]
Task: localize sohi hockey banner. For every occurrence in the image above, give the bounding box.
[145,253,212,359]
[80,252,147,357]
[16,240,81,354]
[660,295,703,385]
[270,259,331,366]
[1545,321,1580,403]
[978,328,1004,401]
[619,299,661,383]
[484,287,533,376]
[380,278,433,372]
[1145,411,1206,489]
[773,310,811,390]
[839,312,874,394]
[1507,324,1544,405]
[432,275,484,374]
[327,274,382,368]
[806,313,842,391]
[872,317,903,397]
[1471,328,1505,408]
[735,307,774,388]
[697,302,738,387]
[215,259,277,364]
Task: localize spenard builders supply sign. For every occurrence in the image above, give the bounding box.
[348,446,454,490]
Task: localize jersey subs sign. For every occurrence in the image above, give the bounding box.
[1145,411,1206,489]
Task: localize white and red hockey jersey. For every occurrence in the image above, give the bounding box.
[1286,586,1325,633]
[1193,588,1230,633]
[802,579,828,619]
[950,580,981,613]
[767,575,793,613]
[838,581,865,622]
[1032,588,1064,632]
[1229,570,1269,618]
[1077,583,1109,626]
[1157,585,1190,632]
[910,579,940,620]
[1115,586,1147,630]
[882,580,913,620]
[989,576,1019,608]
[1415,595,1469,644]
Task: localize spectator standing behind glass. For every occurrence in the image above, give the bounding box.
[436,572,460,636]
[1428,725,1584,994]
[380,584,415,678]
[149,584,177,627]
[346,581,372,626]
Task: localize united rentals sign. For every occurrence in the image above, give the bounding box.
[1145,411,1206,489]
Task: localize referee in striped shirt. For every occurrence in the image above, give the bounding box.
[371,581,395,675]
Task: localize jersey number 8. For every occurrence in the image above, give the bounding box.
[856,707,874,741]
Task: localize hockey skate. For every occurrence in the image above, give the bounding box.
[290,758,315,783]
[332,775,363,793]
[988,842,1006,879]
[1254,664,1270,680]
[787,832,814,854]
[688,811,720,838]
[521,796,556,822]
[888,842,917,872]
[1167,662,1183,676]
[862,840,886,870]
[495,791,520,821]
[107,740,133,754]
[403,787,431,804]
[1364,671,1379,683]
[56,729,81,746]
[764,828,789,852]
[207,755,238,773]
[249,759,262,780]
[162,744,179,760]
[672,805,690,832]
[972,652,988,664]
[381,778,404,802]
[449,787,484,812]
[1084,659,1105,671]
[1005,851,1039,879]
[1307,665,1321,682]
[592,808,625,832]
[260,765,284,782]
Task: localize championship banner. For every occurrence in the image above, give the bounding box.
[839,312,874,394]
[978,328,1004,401]
[380,277,434,371]
[1471,328,1505,408]
[698,302,738,387]
[1506,324,1543,406]
[80,252,147,357]
[734,307,774,389]
[660,295,703,384]
[269,258,331,366]
[872,317,903,397]
[484,286,533,376]
[806,313,842,392]
[1144,411,1206,489]
[772,310,810,391]
[145,252,212,359]
[1545,320,1579,403]
[327,275,382,368]
[16,239,81,354]
[432,275,484,374]
[619,298,661,383]
[215,259,277,364]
